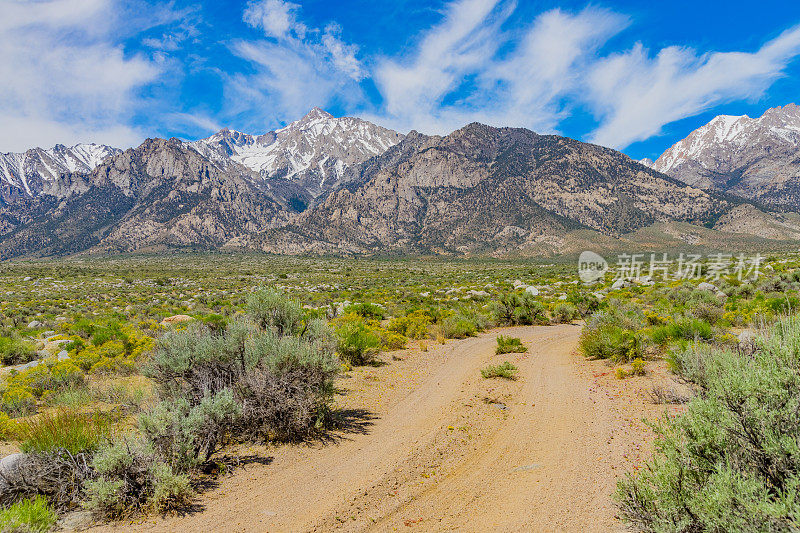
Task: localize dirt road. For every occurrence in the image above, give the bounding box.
[97,325,659,532]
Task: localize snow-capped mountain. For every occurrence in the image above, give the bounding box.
[188,107,404,196]
[0,143,121,201]
[648,104,800,203]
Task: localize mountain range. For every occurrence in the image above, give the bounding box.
[644,104,800,210]
[2,105,800,259]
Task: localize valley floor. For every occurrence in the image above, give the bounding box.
[89,325,668,532]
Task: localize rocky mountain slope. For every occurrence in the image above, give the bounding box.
[188,108,403,197]
[0,139,299,258]
[248,123,738,255]
[4,118,800,259]
[0,143,120,201]
[646,104,800,208]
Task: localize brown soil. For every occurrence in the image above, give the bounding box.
[89,324,675,532]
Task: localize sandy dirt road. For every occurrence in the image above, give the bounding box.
[95,324,660,532]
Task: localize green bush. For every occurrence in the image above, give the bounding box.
[495,336,528,354]
[246,288,304,336]
[0,335,36,366]
[17,410,113,455]
[138,391,239,472]
[344,303,385,320]
[387,310,432,339]
[144,289,339,465]
[440,314,478,339]
[492,293,547,326]
[481,362,518,380]
[84,436,192,519]
[650,316,713,345]
[552,303,578,324]
[0,496,57,533]
[615,316,800,531]
[335,320,381,365]
[580,312,644,363]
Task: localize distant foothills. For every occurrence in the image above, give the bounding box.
[2,104,800,259]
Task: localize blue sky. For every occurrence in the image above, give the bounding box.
[2,0,800,161]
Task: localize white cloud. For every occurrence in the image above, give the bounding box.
[371,2,627,135]
[243,0,305,40]
[0,0,161,152]
[587,25,800,148]
[229,0,365,126]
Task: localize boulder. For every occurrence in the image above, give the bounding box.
[611,279,631,290]
[57,350,70,361]
[467,290,489,298]
[23,276,32,282]
[27,320,43,329]
[160,314,193,326]
[513,280,528,290]
[524,286,539,296]
[0,453,28,492]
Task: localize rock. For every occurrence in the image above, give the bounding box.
[160,314,193,326]
[738,329,757,354]
[27,320,43,329]
[611,279,631,290]
[697,282,727,299]
[23,276,32,282]
[524,286,539,296]
[638,276,655,286]
[513,280,528,290]
[55,316,68,323]
[0,453,28,491]
[467,290,489,298]
[592,292,605,300]
[697,282,718,292]
[57,350,70,361]
[738,329,755,344]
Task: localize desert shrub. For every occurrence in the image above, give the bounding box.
[688,300,725,325]
[345,303,385,320]
[495,336,528,354]
[580,307,645,363]
[552,303,578,324]
[650,316,713,345]
[199,313,227,335]
[1,386,37,417]
[615,316,800,531]
[335,320,381,366]
[246,288,304,336]
[379,330,407,351]
[566,291,600,317]
[138,391,239,472]
[17,410,113,455]
[0,496,57,533]
[387,310,433,339]
[630,358,646,376]
[84,436,191,519]
[6,361,85,399]
[614,367,628,379]
[144,288,339,465]
[440,314,477,339]
[481,362,518,380]
[492,293,547,326]
[0,335,36,366]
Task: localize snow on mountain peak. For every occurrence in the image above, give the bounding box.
[0,143,120,197]
[188,108,403,195]
[652,104,800,177]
